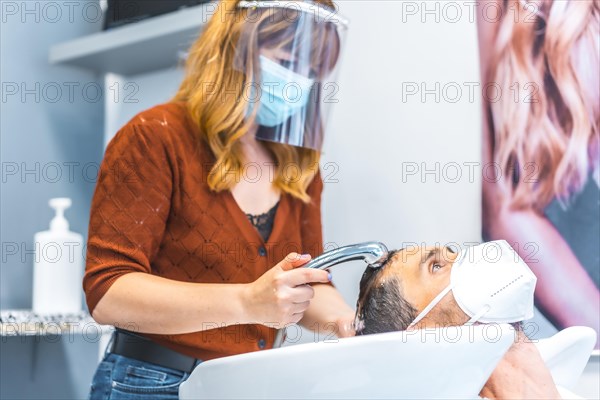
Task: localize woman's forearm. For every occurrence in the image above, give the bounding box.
[486,208,600,332]
[299,284,355,338]
[91,272,251,335]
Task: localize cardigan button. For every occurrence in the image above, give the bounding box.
[258,338,266,349]
[258,247,267,257]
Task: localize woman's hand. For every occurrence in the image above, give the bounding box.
[242,253,331,328]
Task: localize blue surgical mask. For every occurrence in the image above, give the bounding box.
[248,55,315,127]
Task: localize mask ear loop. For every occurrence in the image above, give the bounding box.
[464,304,491,326]
[408,283,455,328]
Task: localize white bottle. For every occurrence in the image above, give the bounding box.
[32,198,84,315]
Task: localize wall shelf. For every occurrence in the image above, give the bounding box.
[48,2,217,76]
[0,309,111,336]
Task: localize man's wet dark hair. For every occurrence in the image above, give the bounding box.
[354,249,417,335]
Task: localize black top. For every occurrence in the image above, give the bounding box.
[246,201,280,242]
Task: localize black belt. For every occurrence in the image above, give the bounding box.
[109,329,199,373]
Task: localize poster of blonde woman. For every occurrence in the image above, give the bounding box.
[478,0,599,344]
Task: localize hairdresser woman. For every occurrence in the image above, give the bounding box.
[83,1,353,398]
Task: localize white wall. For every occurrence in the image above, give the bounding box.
[322,0,482,308]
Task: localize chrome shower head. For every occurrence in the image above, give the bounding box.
[272,241,389,348]
[303,241,389,270]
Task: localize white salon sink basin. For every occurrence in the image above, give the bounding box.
[180,324,516,399]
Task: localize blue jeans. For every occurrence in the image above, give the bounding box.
[88,339,200,400]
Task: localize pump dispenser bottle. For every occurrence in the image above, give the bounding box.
[32,198,84,315]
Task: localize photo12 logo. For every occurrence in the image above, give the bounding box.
[1,1,104,24]
[1,81,139,104]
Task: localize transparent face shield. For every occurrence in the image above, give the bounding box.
[234,1,348,151]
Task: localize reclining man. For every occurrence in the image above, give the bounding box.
[353,240,563,400]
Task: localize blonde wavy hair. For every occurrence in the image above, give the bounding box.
[489,0,600,210]
[170,0,340,203]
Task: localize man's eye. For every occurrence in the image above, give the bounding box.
[432,263,442,272]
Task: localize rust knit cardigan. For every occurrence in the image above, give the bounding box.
[83,101,324,361]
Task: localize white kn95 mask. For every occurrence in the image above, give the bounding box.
[408,240,537,327]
